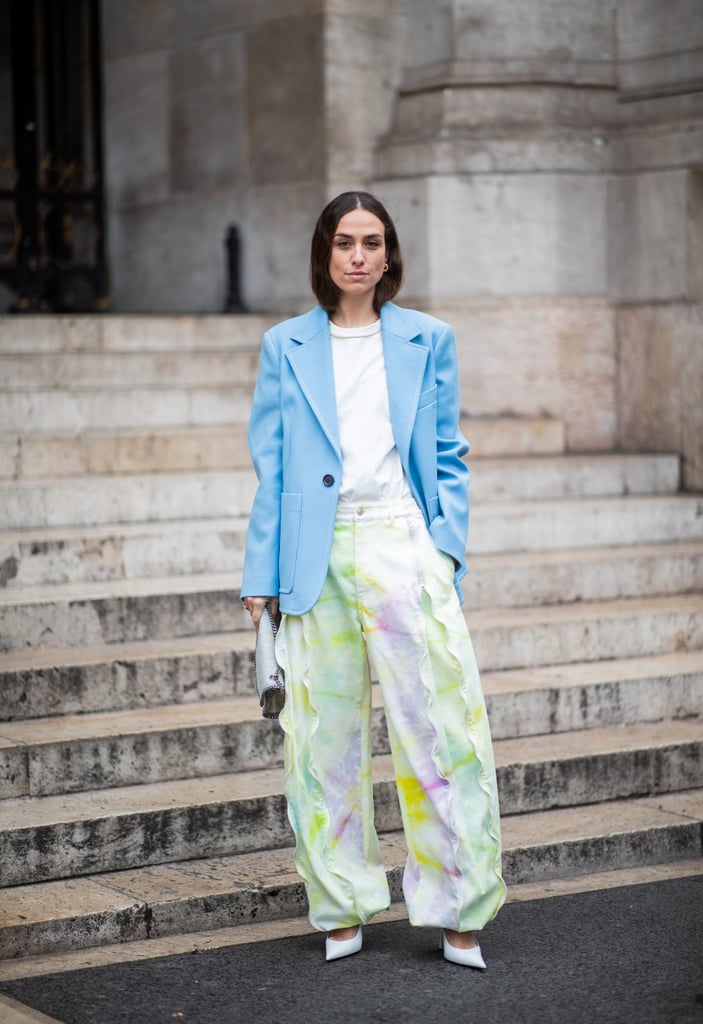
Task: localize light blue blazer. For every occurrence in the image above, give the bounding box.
[241,301,470,616]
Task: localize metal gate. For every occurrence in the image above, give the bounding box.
[0,0,109,312]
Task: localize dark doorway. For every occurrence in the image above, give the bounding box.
[0,0,109,312]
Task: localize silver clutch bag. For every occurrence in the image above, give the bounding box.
[255,604,285,719]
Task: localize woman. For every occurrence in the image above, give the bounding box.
[241,191,505,967]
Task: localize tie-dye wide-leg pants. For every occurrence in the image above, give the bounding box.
[275,498,506,934]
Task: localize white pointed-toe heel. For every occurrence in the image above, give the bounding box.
[441,931,486,969]
[325,926,363,962]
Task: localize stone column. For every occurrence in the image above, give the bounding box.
[612,0,703,489]
[374,0,620,452]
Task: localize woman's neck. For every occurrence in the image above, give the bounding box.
[331,297,378,329]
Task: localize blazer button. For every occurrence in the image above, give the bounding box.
[322,474,335,487]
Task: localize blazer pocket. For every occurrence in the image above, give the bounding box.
[427,494,440,523]
[417,385,437,411]
[279,492,302,594]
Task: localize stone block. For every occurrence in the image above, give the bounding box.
[466,541,703,610]
[376,130,612,179]
[104,52,169,210]
[168,0,326,47]
[468,495,703,555]
[689,172,703,300]
[239,183,326,313]
[401,0,616,90]
[0,579,250,650]
[381,174,608,304]
[0,426,252,481]
[617,0,703,98]
[0,637,252,721]
[502,795,702,883]
[610,121,703,175]
[618,301,703,490]
[101,0,169,62]
[0,350,259,390]
[0,771,293,885]
[484,653,703,739]
[496,720,703,814]
[425,299,616,451]
[245,15,325,186]
[325,12,404,184]
[169,33,246,193]
[454,0,615,64]
[0,385,252,434]
[109,196,235,314]
[469,453,679,503]
[609,170,691,302]
[0,876,148,959]
[432,174,607,297]
[21,706,284,797]
[469,594,703,672]
[0,737,27,799]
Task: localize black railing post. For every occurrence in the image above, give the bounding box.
[224,224,246,313]
[9,0,43,310]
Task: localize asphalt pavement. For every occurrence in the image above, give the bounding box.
[2,876,702,1024]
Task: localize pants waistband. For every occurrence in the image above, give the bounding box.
[335,497,422,523]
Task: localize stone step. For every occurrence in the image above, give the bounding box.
[0,315,277,354]
[0,417,564,480]
[0,471,258,530]
[0,633,255,721]
[0,426,251,480]
[1,585,703,671]
[469,453,679,502]
[0,455,685,530]
[0,524,251,589]
[3,790,701,959]
[0,576,249,652]
[470,593,703,672]
[2,516,701,611]
[0,387,253,434]
[1,720,701,887]
[0,604,700,725]
[469,493,703,554]
[2,652,701,797]
[0,349,262,390]
[468,540,703,609]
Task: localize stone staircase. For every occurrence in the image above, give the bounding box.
[1,315,702,963]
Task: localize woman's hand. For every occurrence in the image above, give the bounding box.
[242,596,279,630]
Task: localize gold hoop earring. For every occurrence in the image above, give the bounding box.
[383,262,389,272]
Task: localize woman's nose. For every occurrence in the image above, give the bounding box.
[351,244,364,263]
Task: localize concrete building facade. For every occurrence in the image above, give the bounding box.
[2,1,702,486]
[99,0,703,488]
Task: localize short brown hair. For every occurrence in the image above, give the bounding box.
[310,192,403,315]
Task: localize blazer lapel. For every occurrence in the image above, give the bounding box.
[381,304,428,467]
[285,307,341,456]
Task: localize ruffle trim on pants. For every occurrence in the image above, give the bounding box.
[276,615,366,932]
[418,552,506,929]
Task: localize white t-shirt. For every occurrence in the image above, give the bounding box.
[329,319,412,503]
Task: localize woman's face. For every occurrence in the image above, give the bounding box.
[328,208,387,304]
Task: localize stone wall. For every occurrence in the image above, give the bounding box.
[102,0,402,314]
[372,0,703,472]
[0,1,700,482]
[611,0,703,489]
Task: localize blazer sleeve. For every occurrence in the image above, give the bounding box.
[428,322,470,590]
[240,330,283,599]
